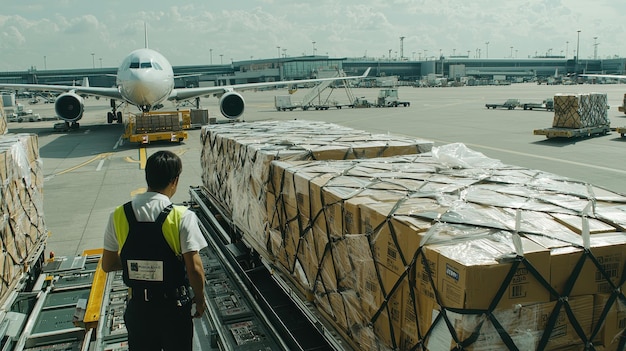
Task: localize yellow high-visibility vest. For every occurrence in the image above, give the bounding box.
[113,204,187,255]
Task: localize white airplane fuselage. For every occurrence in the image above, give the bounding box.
[116,48,174,111]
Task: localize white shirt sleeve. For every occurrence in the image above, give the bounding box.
[179,209,208,254]
[103,212,119,252]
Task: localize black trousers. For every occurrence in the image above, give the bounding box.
[124,297,193,351]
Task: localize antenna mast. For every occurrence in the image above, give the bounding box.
[144,22,149,49]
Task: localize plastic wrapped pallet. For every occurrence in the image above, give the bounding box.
[199,120,433,252]
[0,133,46,305]
[0,104,6,135]
[553,93,609,128]
[267,143,626,351]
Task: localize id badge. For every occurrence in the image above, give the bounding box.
[127,260,164,281]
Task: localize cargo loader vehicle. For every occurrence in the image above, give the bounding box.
[522,98,554,111]
[374,88,410,107]
[121,109,208,144]
[485,98,520,110]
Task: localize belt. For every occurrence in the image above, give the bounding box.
[129,285,190,304]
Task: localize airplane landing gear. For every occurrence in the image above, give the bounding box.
[109,99,123,124]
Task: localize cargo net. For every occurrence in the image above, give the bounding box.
[0,104,7,136]
[0,134,46,302]
[552,93,609,128]
[133,113,182,133]
[199,120,433,247]
[264,143,626,351]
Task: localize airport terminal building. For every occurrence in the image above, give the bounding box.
[1,55,625,89]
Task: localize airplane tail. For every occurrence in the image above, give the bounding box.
[82,77,90,87]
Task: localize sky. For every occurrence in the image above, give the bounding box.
[0,0,624,71]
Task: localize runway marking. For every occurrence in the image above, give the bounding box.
[378,129,626,177]
[113,135,124,149]
[124,147,148,170]
[49,152,113,177]
[465,142,626,175]
[139,147,147,169]
[96,159,105,171]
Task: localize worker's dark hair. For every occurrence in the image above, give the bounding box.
[145,150,182,191]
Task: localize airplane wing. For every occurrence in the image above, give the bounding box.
[169,67,371,101]
[0,83,123,100]
[580,74,626,79]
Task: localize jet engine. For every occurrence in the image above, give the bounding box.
[55,92,84,122]
[219,91,245,119]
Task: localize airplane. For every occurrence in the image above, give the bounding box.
[0,48,371,129]
[580,73,626,82]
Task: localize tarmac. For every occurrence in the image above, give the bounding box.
[6,82,626,258]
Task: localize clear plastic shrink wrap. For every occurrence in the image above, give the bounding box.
[201,120,626,351]
[0,133,46,304]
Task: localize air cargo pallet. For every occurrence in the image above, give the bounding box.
[533,125,610,138]
[189,187,354,351]
[123,111,189,144]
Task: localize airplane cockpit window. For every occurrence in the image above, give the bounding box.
[129,61,140,69]
[153,62,163,70]
[140,62,152,68]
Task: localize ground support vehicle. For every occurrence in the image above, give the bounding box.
[274,95,301,111]
[485,98,520,109]
[350,97,371,108]
[7,104,41,122]
[122,109,194,144]
[615,126,626,137]
[522,99,554,111]
[374,88,410,107]
[533,124,611,138]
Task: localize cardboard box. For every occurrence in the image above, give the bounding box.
[360,198,437,277]
[594,294,626,350]
[423,231,551,310]
[423,295,593,350]
[550,233,626,297]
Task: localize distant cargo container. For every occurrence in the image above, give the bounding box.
[2,93,15,107]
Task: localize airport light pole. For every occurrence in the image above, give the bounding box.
[312,41,316,56]
[99,58,102,68]
[91,53,95,69]
[566,41,569,58]
[576,30,581,74]
[210,49,213,65]
[485,41,489,58]
[43,56,46,70]
[220,54,223,64]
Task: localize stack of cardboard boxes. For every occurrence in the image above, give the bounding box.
[0,104,6,135]
[200,120,433,252]
[200,121,626,350]
[552,93,609,128]
[134,113,182,133]
[0,132,47,305]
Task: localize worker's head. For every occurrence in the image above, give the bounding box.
[145,150,182,194]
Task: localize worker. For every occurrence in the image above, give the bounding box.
[101,150,207,351]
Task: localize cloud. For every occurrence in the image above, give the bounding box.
[0,0,623,70]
